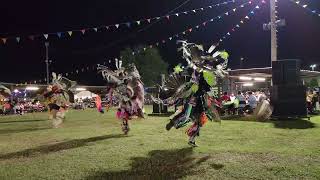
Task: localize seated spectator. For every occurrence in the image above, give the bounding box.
[258,91,267,103]
[236,91,246,115]
[3,101,12,115]
[244,91,257,114]
[221,92,231,102]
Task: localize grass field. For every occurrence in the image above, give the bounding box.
[0,107,320,180]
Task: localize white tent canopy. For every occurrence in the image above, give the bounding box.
[74,91,97,99]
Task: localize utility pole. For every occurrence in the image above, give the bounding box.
[270,0,277,64]
[45,42,50,84]
[264,0,285,66]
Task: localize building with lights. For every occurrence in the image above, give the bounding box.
[223,67,320,93]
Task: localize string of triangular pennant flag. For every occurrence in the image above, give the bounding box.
[219,1,266,43]
[17,64,99,85]
[18,0,256,84]
[146,0,254,48]
[289,0,320,18]
[0,0,238,44]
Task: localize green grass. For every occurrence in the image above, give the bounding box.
[0,107,320,179]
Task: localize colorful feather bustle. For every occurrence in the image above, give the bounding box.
[98,63,145,135]
[156,41,229,147]
[95,95,104,113]
[44,73,76,128]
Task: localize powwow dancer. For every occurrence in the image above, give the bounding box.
[153,41,229,147]
[98,61,144,135]
[43,73,76,128]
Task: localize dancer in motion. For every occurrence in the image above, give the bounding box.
[153,41,229,147]
[43,73,76,128]
[98,61,144,135]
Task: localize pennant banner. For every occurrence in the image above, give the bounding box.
[17,0,263,84]
[0,0,237,44]
[219,2,265,44]
[290,0,320,17]
[147,0,253,48]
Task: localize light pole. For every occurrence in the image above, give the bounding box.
[45,42,50,84]
[310,64,317,71]
[240,57,244,69]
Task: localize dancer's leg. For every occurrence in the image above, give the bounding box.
[121,119,130,135]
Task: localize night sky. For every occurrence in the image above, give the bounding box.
[0,0,319,85]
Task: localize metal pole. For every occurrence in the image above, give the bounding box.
[270,0,277,64]
[45,42,50,84]
[240,57,244,69]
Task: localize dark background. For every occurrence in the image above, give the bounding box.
[0,0,319,85]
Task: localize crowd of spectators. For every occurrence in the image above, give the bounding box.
[0,100,45,115]
[220,90,269,115]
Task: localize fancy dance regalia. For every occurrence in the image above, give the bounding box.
[43,73,76,128]
[153,41,229,147]
[98,62,144,135]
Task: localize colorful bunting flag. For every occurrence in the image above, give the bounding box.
[290,0,320,18]
[0,0,240,44]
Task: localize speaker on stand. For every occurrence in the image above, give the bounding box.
[271,59,308,118]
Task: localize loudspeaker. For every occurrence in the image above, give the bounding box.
[153,102,160,113]
[271,85,307,117]
[272,59,301,85]
[152,102,168,114]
